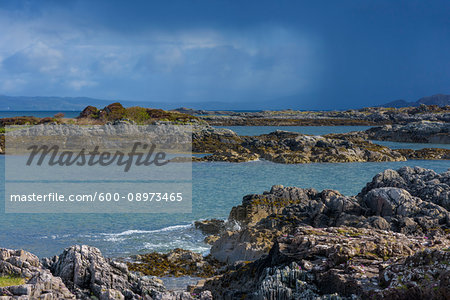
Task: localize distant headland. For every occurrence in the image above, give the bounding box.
[0,93,448,111]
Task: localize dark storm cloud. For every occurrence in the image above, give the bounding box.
[0,0,448,109]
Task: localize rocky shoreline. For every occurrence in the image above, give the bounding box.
[365,121,449,144]
[192,126,449,163]
[1,167,449,299]
[191,104,450,126]
[194,166,450,299]
[1,103,449,161]
[0,103,449,299]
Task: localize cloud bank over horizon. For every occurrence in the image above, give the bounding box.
[0,0,449,109]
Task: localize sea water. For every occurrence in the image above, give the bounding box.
[0,155,448,258]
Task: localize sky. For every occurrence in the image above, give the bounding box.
[0,0,449,109]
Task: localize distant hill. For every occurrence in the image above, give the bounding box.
[0,95,240,111]
[0,93,449,111]
[380,94,450,108]
[0,95,162,111]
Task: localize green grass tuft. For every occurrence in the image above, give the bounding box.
[0,275,25,287]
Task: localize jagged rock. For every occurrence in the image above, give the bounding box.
[192,126,242,153]
[1,246,214,300]
[371,249,450,299]
[200,227,450,299]
[360,166,450,210]
[210,228,281,264]
[47,245,166,299]
[0,248,75,299]
[210,168,450,263]
[201,148,260,162]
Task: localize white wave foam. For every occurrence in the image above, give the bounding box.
[102,224,193,237]
[142,241,210,254]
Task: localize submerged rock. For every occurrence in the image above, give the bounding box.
[126,248,224,278]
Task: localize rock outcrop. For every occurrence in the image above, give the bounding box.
[198,104,450,126]
[193,129,407,164]
[0,248,76,299]
[366,121,450,144]
[43,245,166,299]
[41,245,213,300]
[76,103,201,125]
[359,166,450,210]
[200,227,450,300]
[126,248,224,278]
[1,167,449,299]
[208,167,450,264]
[397,148,450,160]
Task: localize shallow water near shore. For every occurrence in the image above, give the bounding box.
[0,155,449,258]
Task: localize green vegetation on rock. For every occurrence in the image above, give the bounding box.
[0,275,25,287]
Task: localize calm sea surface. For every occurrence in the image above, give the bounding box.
[0,111,81,119]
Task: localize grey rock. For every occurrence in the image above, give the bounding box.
[366,121,450,144]
[360,166,450,210]
[0,248,76,299]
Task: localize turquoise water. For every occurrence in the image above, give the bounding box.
[0,111,80,119]
[0,156,449,258]
[216,125,372,136]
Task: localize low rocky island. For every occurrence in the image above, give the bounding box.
[1,167,449,299]
[192,104,450,126]
[1,103,449,162]
[193,126,449,163]
[365,121,449,144]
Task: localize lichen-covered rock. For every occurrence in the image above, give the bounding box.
[193,129,407,163]
[126,248,224,278]
[397,148,450,160]
[363,187,449,227]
